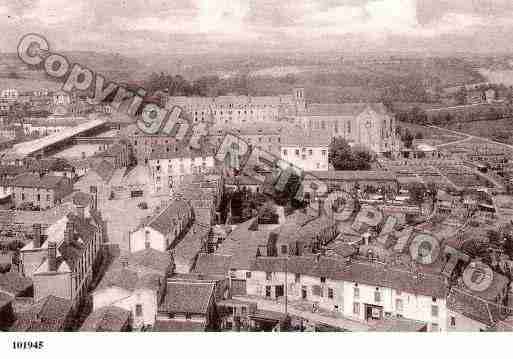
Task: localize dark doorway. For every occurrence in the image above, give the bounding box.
[365,304,383,321]
[301,286,307,300]
[275,285,284,298]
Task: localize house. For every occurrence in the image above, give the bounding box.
[246,256,448,332]
[172,223,210,274]
[92,248,172,330]
[447,269,510,332]
[74,159,116,202]
[281,128,330,171]
[31,213,103,309]
[80,306,132,332]
[225,174,264,194]
[129,199,192,253]
[147,143,216,196]
[9,173,73,209]
[154,279,217,331]
[93,140,131,169]
[10,295,74,331]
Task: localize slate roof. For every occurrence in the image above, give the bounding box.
[11,173,70,190]
[146,200,190,235]
[160,281,214,314]
[308,170,397,182]
[11,295,72,331]
[193,254,232,276]
[173,223,210,265]
[216,218,272,270]
[80,306,131,332]
[128,248,172,274]
[447,287,505,327]
[250,257,448,299]
[153,319,206,332]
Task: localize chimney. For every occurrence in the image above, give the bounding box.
[76,205,85,220]
[90,186,98,211]
[318,198,325,218]
[33,223,42,249]
[64,221,74,243]
[48,241,57,272]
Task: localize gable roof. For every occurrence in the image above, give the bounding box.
[160,280,214,314]
[146,199,190,235]
[173,223,210,265]
[193,254,232,276]
[11,173,70,190]
[11,295,72,331]
[128,248,172,274]
[80,306,131,332]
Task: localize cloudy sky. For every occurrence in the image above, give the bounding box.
[1,0,513,55]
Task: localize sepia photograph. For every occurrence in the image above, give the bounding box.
[0,0,513,356]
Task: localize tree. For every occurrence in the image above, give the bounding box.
[329,137,372,170]
[407,183,426,208]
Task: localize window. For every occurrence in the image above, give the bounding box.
[353,287,360,299]
[266,272,272,281]
[265,286,271,297]
[295,273,300,283]
[21,193,25,201]
[328,288,334,299]
[431,305,438,317]
[450,316,456,327]
[245,271,251,279]
[135,304,143,317]
[281,245,287,255]
[395,298,403,312]
[353,302,360,315]
[374,290,381,303]
[308,149,313,156]
[320,277,326,284]
[295,149,300,156]
[37,194,40,201]
[283,149,287,156]
[185,314,192,320]
[431,323,439,332]
[321,150,327,157]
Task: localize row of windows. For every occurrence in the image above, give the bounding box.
[283,149,327,157]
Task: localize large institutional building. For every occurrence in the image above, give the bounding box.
[165,89,399,155]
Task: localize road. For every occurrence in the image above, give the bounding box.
[429,125,513,152]
[233,295,371,331]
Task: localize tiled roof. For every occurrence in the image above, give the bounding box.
[128,248,172,274]
[147,200,191,235]
[217,218,272,270]
[447,287,505,327]
[250,257,448,299]
[11,295,72,331]
[173,223,210,264]
[0,272,33,297]
[11,173,70,190]
[281,128,330,147]
[95,268,140,292]
[193,254,231,276]
[308,170,397,182]
[369,317,427,332]
[153,319,206,332]
[160,280,214,314]
[80,306,131,332]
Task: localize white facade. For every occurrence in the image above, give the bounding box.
[247,269,447,332]
[92,286,159,328]
[281,145,329,171]
[147,155,215,195]
[129,226,168,253]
